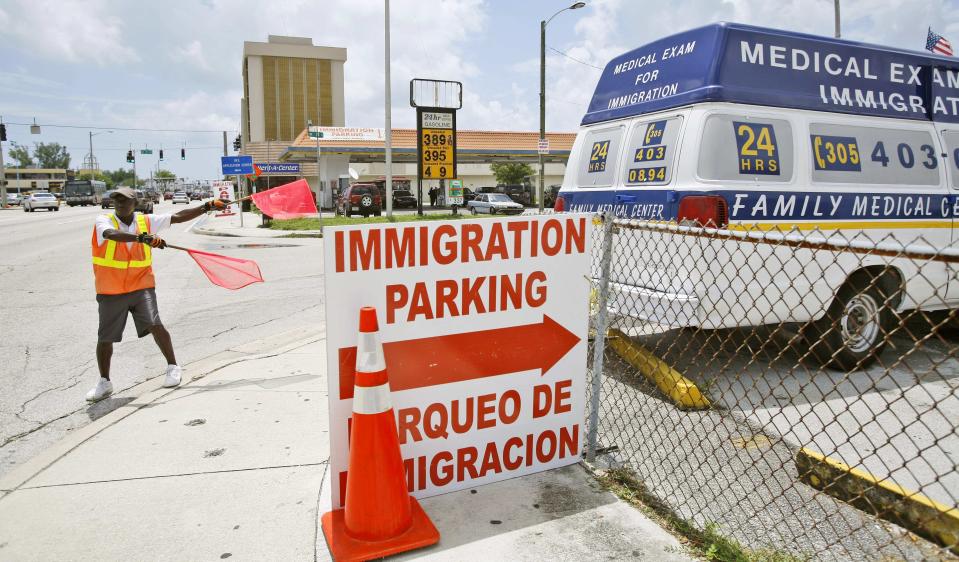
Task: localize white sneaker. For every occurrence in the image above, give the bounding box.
[163,365,182,388]
[85,378,113,402]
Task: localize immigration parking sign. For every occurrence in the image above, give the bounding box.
[324,215,591,507]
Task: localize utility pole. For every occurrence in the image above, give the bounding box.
[384,0,394,219]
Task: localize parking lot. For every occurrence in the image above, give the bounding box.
[590,315,958,561]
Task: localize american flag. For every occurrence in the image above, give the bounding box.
[926,27,954,56]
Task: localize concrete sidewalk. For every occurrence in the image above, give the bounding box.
[191,211,315,238]
[0,328,692,561]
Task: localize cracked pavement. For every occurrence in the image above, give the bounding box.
[0,203,324,476]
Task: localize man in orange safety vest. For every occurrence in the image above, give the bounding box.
[86,186,228,402]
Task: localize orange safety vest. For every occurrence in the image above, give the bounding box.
[91,213,155,295]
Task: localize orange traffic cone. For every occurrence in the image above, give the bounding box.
[321,306,440,561]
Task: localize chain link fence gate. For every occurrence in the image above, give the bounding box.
[583,214,959,561]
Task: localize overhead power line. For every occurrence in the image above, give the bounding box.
[3,122,237,134]
[547,46,604,71]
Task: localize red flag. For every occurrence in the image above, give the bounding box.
[185,248,264,290]
[250,179,317,219]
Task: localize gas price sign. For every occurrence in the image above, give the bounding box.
[418,110,457,180]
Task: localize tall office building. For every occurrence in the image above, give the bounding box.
[241,35,347,144]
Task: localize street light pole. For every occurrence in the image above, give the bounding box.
[834,0,841,38]
[539,19,546,212]
[539,2,586,213]
[88,130,113,179]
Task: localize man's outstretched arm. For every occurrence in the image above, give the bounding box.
[170,199,229,224]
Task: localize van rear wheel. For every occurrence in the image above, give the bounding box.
[807,274,897,371]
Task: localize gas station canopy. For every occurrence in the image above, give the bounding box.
[279,128,575,164]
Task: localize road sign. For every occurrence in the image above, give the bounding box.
[212,180,236,216]
[140,149,153,155]
[256,163,301,174]
[417,110,456,180]
[221,155,254,176]
[448,179,463,205]
[324,215,591,508]
[538,139,550,155]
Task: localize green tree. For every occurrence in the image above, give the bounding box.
[33,142,71,169]
[155,169,176,180]
[7,142,34,167]
[490,162,534,185]
[103,168,136,188]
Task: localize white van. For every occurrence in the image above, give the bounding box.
[557,23,959,369]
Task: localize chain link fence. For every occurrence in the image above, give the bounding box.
[583,215,959,561]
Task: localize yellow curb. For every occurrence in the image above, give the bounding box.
[796,447,959,554]
[606,329,710,410]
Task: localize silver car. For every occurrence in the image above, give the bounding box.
[5,193,22,206]
[171,192,190,205]
[467,193,525,215]
[23,192,59,212]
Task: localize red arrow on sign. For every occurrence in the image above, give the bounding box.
[338,315,580,400]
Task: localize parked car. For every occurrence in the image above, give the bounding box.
[172,192,190,205]
[22,192,59,212]
[337,183,382,217]
[134,190,154,213]
[5,193,22,206]
[467,193,525,215]
[544,184,562,208]
[392,189,417,209]
[499,184,533,206]
[101,190,117,208]
[463,187,478,203]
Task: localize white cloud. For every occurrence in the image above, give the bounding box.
[0,0,138,65]
[100,90,240,132]
[172,40,212,72]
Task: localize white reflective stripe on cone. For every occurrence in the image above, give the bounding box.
[356,333,386,373]
[353,383,392,415]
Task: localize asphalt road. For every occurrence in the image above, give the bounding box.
[0,202,324,475]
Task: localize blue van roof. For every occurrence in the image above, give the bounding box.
[583,22,959,125]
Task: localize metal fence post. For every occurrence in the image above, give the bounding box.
[586,214,614,463]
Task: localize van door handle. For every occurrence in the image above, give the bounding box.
[616,194,637,203]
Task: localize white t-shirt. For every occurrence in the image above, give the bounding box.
[95,212,172,248]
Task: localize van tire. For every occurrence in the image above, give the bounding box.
[807,273,898,371]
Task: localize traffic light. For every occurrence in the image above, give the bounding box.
[233,135,241,151]
[159,149,164,161]
[0,123,6,141]
[126,150,134,163]
[181,148,186,160]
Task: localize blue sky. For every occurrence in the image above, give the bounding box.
[1,0,957,180]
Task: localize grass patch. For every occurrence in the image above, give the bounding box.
[267,212,481,230]
[596,468,807,562]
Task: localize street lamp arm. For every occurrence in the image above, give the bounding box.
[545,2,586,27]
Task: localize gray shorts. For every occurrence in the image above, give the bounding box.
[97,288,162,342]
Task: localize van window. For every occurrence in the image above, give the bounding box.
[943,131,959,189]
[576,127,624,187]
[622,117,683,186]
[698,115,794,182]
[810,124,941,187]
